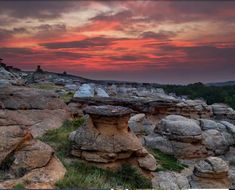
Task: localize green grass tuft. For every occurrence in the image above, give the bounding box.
[150,149,187,172]
[60,92,74,103]
[13,183,25,189]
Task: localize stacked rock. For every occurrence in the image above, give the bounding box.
[69,105,157,171]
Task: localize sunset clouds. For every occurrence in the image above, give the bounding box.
[0,0,235,84]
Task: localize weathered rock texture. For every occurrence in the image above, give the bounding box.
[71,97,212,119]
[69,105,157,171]
[190,157,230,188]
[0,86,69,137]
[0,129,66,189]
[154,115,208,159]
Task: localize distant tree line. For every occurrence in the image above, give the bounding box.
[161,82,235,109]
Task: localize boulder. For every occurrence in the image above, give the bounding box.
[199,119,226,131]
[128,113,145,134]
[190,157,230,188]
[64,84,78,91]
[212,103,231,115]
[144,134,174,155]
[202,129,230,155]
[137,153,157,171]
[0,155,66,189]
[155,115,202,143]
[152,171,190,190]
[95,87,109,97]
[220,120,235,138]
[10,140,54,175]
[74,84,94,98]
[69,105,157,171]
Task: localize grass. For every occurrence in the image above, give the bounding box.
[56,161,151,189]
[150,149,187,172]
[39,118,151,189]
[13,183,25,189]
[38,118,84,158]
[60,92,74,103]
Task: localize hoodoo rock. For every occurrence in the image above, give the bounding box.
[69,105,157,171]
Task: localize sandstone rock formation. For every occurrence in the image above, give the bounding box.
[71,96,212,119]
[212,103,235,124]
[154,115,207,159]
[0,85,69,137]
[69,105,157,171]
[0,128,66,189]
[128,113,146,134]
[147,115,235,159]
[190,157,230,188]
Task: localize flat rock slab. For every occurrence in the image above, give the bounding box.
[84,105,133,117]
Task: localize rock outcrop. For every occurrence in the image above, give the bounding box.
[144,115,235,159]
[212,103,235,124]
[71,96,212,119]
[69,105,157,172]
[0,85,69,137]
[0,128,66,189]
[154,115,208,159]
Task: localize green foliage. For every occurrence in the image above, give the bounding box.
[60,92,74,103]
[162,83,235,109]
[13,183,25,189]
[150,149,187,172]
[39,118,151,189]
[38,118,84,158]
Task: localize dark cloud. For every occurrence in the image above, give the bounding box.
[0,27,29,42]
[0,1,83,19]
[107,55,149,62]
[160,45,235,60]
[90,10,133,22]
[140,31,176,40]
[40,37,116,49]
[33,24,66,39]
[53,51,91,60]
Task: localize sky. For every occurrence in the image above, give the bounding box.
[0,0,235,84]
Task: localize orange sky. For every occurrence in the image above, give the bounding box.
[0,0,235,84]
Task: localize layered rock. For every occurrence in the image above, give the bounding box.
[0,129,66,189]
[212,103,235,124]
[154,115,207,159]
[69,105,157,171]
[146,115,235,159]
[0,85,69,137]
[71,96,212,119]
[190,157,230,188]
